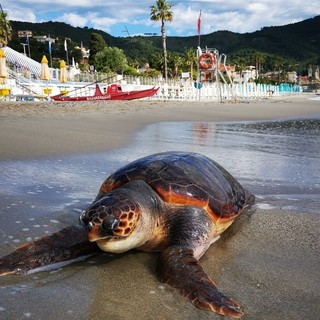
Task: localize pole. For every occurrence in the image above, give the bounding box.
[21,43,27,55]
[197,11,202,101]
[196,46,201,101]
[66,50,69,66]
[48,34,53,68]
[27,42,31,58]
[26,33,31,58]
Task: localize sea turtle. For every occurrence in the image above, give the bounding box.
[0,151,254,318]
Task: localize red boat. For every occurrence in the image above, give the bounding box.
[51,83,159,102]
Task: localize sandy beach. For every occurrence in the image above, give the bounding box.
[1,95,319,160]
[0,95,319,320]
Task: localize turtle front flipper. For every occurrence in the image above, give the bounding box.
[156,206,243,318]
[0,225,100,276]
[157,247,243,318]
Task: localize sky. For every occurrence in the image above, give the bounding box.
[2,0,319,38]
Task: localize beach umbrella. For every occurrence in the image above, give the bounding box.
[40,55,51,81]
[59,60,67,83]
[0,48,8,85]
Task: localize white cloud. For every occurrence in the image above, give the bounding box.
[2,0,319,36]
[4,4,37,23]
[58,13,89,28]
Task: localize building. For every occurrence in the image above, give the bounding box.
[17,30,32,38]
[33,35,55,44]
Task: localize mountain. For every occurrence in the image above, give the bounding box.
[8,16,320,71]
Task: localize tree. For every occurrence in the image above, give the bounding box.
[168,52,182,78]
[150,0,173,83]
[272,55,285,83]
[251,51,265,78]
[234,57,247,82]
[94,47,127,74]
[149,52,163,72]
[89,33,107,67]
[184,48,197,80]
[0,5,12,47]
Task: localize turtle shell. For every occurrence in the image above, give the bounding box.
[97,152,254,231]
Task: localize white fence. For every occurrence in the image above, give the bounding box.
[153,81,300,101]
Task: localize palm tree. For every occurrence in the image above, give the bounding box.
[0,5,12,47]
[150,0,173,83]
[234,58,247,83]
[272,56,285,83]
[168,52,183,78]
[184,48,196,80]
[252,51,265,79]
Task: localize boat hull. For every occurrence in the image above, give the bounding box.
[51,85,159,102]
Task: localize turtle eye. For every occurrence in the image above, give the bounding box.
[79,211,88,225]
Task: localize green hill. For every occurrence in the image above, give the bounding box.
[8,16,320,73]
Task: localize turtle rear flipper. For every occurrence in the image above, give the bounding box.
[0,225,100,276]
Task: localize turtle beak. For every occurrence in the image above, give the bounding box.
[87,224,101,242]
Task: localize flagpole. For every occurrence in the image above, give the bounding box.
[26,33,31,58]
[48,35,53,68]
[197,10,202,102]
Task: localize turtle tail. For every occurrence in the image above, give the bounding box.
[157,247,244,318]
[0,225,100,276]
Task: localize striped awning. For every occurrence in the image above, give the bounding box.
[3,46,42,78]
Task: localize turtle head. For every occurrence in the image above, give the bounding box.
[80,192,143,252]
[80,181,162,253]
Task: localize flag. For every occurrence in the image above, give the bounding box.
[64,39,67,51]
[197,10,201,36]
[48,38,52,55]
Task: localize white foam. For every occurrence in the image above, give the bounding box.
[257,203,276,210]
[26,254,95,275]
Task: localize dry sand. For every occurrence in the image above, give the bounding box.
[0,95,319,320]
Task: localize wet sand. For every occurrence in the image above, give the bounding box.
[0,95,319,320]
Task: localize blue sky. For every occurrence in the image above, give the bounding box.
[2,0,319,37]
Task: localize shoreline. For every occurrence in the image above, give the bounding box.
[0,95,319,161]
